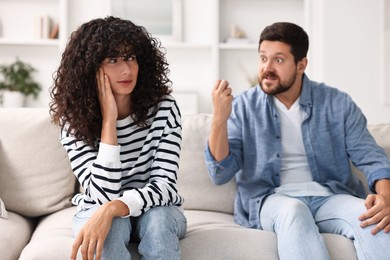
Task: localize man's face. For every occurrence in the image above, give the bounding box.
[258,40,301,96]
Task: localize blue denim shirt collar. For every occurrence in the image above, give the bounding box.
[300,74,313,108]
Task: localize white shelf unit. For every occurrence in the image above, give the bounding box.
[1,0,388,121]
[0,0,68,107]
[165,0,309,113]
[0,0,308,112]
[0,38,61,46]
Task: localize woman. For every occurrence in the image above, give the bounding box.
[50,16,186,260]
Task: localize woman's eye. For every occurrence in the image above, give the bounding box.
[123,55,136,62]
[107,58,118,64]
[106,55,136,64]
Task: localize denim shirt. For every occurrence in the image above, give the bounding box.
[205,74,390,229]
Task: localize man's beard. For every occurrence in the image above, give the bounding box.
[258,71,297,96]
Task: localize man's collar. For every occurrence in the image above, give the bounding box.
[299,74,313,107]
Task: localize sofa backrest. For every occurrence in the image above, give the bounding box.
[179,115,390,214]
[0,108,236,218]
[0,108,388,218]
[179,114,236,214]
[0,108,75,217]
[351,124,390,193]
[367,124,390,158]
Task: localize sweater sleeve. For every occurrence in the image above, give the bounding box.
[117,100,184,217]
[60,127,123,208]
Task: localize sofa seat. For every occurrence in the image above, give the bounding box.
[0,212,35,260]
[14,206,357,260]
[1,109,389,259]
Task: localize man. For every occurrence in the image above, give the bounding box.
[205,22,390,259]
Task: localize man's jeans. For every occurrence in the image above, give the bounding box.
[260,193,390,260]
[72,205,187,259]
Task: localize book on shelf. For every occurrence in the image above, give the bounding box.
[34,15,59,40]
[49,24,59,39]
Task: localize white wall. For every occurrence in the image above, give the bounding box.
[67,0,110,31]
[1,0,389,124]
[308,0,390,124]
[65,0,390,124]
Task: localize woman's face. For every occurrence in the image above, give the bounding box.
[100,53,139,97]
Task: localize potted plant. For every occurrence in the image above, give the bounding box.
[0,58,41,107]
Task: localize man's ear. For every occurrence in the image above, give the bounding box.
[298,58,308,72]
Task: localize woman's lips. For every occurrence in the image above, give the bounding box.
[117,80,131,84]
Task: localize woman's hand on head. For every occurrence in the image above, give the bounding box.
[97,68,118,145]
[97,68,118,123]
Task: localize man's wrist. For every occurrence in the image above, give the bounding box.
[375,179,390,195]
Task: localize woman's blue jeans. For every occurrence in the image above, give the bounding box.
[260,193,390,260]
[72,205,187,260]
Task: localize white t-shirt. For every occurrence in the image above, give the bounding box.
[273,97,332,197]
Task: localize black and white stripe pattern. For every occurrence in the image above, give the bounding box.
[62,96,183,216]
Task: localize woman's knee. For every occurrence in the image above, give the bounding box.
[137,206,186,239]
[107,216,132,242]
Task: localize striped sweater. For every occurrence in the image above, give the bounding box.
[61,96,184,217]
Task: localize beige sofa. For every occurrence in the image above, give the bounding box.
[1,108,389,260]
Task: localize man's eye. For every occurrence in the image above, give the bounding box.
[260,56,267,62]
[276,58,283,63]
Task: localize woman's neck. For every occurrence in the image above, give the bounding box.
[115,95,132,120]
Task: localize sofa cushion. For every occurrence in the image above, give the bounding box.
[182,209,357,260]
[19,206,144,260]
[0,211,36,260]
[351,124,390,193]
[0,108,75,217]
[178,116,390,215]
[19,207,79,260]
[368,124,390,157]
[0,197,7,218]
[179,114,236,214]
[181,225,278,260]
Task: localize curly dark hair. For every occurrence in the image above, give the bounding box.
[50,16,172,147]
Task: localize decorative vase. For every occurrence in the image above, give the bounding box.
[1,90,25,107]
